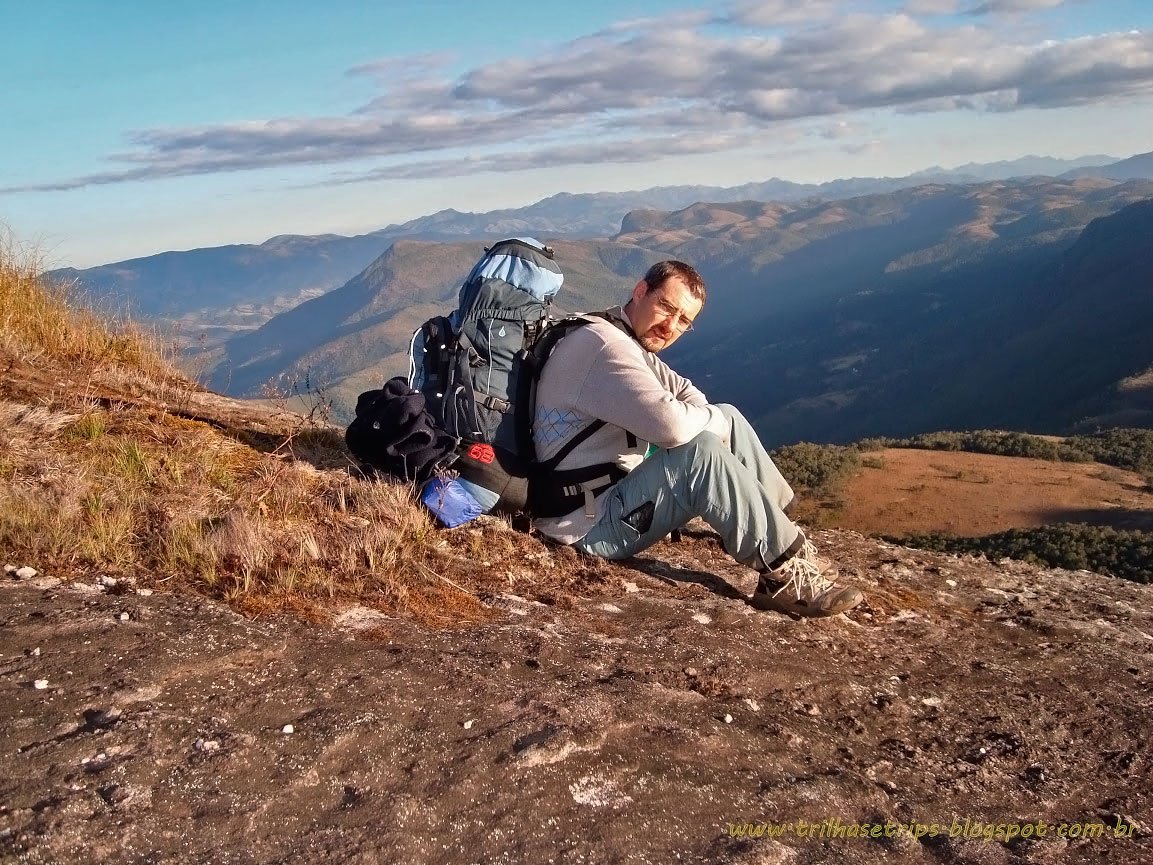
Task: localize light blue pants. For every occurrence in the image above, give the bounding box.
[575,404,803,572]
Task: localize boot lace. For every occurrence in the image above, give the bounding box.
[770,539,833,600]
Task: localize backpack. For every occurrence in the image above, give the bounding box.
[407,238,566,524]
[411,238,561,450]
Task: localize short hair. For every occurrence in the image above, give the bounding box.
[642,260,706,303]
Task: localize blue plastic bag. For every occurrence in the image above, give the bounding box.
[420,476,498,528]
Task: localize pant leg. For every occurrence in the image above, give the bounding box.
[716,403,795,512]
[575,430,801,571]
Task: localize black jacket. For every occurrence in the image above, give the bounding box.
[345,377,457,482]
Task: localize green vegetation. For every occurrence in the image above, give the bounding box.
[890,524,1153,585]
[770,442,861,495]
[1064,428,1153,474]
[858,428,1153,476]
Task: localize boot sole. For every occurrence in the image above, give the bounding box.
[749,591,861,619]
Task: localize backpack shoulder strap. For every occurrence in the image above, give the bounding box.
[512,315,593,462]
[520,312,640,519]
[588,307,636,337]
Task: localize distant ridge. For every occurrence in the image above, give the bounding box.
[1062,149,1153,180]
[909,153,1116,181]
[49,151,1147,340]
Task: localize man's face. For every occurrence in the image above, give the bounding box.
[628,275,703,353]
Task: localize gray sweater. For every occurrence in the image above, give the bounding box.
[532,306,729,543]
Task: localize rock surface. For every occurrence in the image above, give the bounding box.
[1,529,1150,864]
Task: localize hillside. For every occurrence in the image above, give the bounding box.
[917,198,1153,432]
[0,240,522,624]
[1063,149,1153,180]
[202,239,667,417]
[199,177,1153,437]
[48,232,397,347]
[796,448,1153,537]
[660,180,1153,444]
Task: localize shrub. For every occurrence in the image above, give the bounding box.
[1064,429,1153,474]
[864,427,1152,474]
[770,442,861,495]
[889,524,1153,585]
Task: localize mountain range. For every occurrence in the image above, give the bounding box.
[50,151,1153,443]
[199,176,1153,444]
[1061,149,1153,180]
[661,182,1153,443]
[50,153,1128,340]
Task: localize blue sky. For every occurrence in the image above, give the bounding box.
[3,0,1151,267]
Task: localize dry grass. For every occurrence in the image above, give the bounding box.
[0,232,174,380]
[799,447,1153,537]
[0,234,614,626]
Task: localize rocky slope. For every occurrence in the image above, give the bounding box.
[3,526,1150,865]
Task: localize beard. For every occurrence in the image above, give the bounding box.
[639,329,673,353]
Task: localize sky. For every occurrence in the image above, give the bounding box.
[2,0,1152,268]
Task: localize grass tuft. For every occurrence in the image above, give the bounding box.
[0,229,620,625]
[0,230,173,379]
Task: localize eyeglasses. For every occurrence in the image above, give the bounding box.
[654,295,695,333]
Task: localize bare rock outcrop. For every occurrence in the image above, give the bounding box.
[1,529,1149,864]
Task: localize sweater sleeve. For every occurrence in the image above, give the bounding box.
[645,352,709,407]
[574,331,727,449]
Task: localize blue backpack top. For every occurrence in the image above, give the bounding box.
[460,237,564,304]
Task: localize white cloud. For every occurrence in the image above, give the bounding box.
[321,133,746,183]
[5,2,1152,194]
[724,0,844,26]
[843,138,884,155]
[903,0,959,14]
[965,0,1082,15]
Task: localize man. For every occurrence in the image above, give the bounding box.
[531,261,863,618]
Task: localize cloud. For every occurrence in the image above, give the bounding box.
[593,8,713,34]
[818,120,863,139]
[904,0,959,14]
[5,112,549,192]
[842,138,884,155]
[723,0,843,26]
[320,133,745,184]
[965,0,1083,15]
[347,52,457,81]
[5,2,1152,194]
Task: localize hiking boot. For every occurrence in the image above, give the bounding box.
[750,539,863,619]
